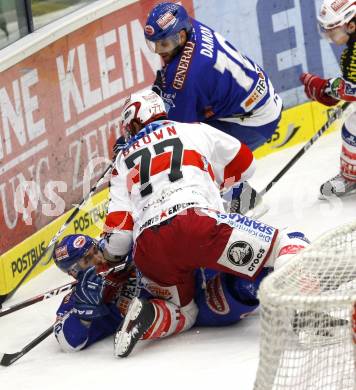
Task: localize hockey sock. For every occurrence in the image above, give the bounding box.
[341,118,356,181]
[142,299,196,339]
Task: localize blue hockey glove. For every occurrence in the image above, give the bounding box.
[72,266,110,320]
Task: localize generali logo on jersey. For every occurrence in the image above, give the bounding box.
[331,0,349,12]
[173,41,195,90]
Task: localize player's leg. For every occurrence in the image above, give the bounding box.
[320,112,356,197]
[188,210,309,280]
[194,268,270,327]
[114,297,198,357]
[116,210,308,355]
[192,224,309,328]
[114,217,204,357]
[133,209,308,299]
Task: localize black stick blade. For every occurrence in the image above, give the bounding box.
[0,294,9,307]
[0,351,24,367]
[0,325,53,367]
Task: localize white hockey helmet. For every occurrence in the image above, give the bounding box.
[120,90,167,141]
[318,0,356,30]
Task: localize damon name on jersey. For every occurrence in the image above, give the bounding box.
[155,19,280,125]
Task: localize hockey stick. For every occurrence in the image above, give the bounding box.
[260,102,351,195]
[0,162,114,307]
[0,282,75,318]
[0,262,127,366]
[0,324,54,367]
[0,262,127,318]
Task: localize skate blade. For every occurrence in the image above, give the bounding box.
[318,187,356,200]
[114,331,131,357]
[113,298,143,358]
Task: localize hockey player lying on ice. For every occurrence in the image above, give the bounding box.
[53,231,308,354]
[52,233,270,351]
[53,90,309,357]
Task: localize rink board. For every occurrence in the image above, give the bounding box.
[0,0,194,257]
[0,100,344,296]
[0,190,109,296]
[254,101,341,158]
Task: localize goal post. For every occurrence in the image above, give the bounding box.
[254,220,356,390]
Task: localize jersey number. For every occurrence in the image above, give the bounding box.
[124,138,184,197]
[214,32,254,92]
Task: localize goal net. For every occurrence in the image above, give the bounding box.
[254,221,356,390]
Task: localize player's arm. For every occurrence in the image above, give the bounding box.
[54,269,124,352]
[200,123,255,191]
[102,158,134,262]
[299,73,346,106]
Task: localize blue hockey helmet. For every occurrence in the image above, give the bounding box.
[144,2,192,50]
[53,234,97,273]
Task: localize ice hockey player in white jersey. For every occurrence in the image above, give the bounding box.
[102,89,309,358]
[300,0,356,197]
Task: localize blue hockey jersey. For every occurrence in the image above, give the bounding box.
[154,19,281,127]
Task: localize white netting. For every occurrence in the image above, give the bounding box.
[254,221,356,390]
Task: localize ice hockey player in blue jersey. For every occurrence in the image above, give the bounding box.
[52,233,303,353]
[145,2,282,149]
[144,2,283,214]
[53,235,130,351]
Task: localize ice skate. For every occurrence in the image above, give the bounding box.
[319,173,356,199]
[114,298,155,358]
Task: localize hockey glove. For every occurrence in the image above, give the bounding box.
[152,70,164,96]
[113,136,126,156]
[229,182,260,215]
[300,73,339,107]
[72,266,109,320]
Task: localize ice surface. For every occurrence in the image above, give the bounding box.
[0,130,354,390]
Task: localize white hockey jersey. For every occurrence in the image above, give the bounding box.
[104,120,255,254]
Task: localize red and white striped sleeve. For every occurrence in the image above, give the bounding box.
[103,161,133,257]
[220,142,255,190]
[200,123,255,191]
